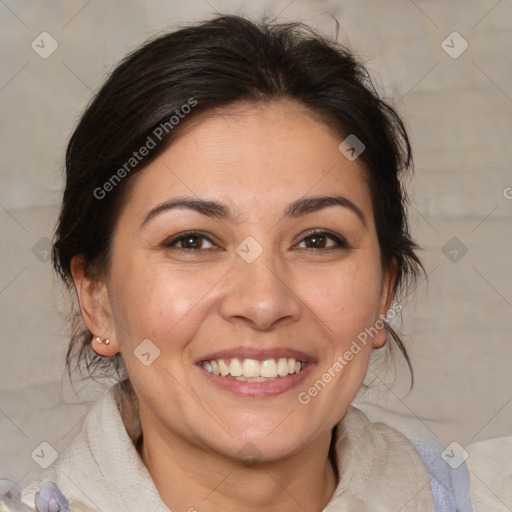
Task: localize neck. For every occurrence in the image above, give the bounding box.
[139,417,338,512]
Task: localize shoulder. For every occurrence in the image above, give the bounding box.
[328,406,435,511]
[19,384,166,512]
[343,406,473,512]
[19,388,121,512]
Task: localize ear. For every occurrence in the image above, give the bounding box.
[70,255,119,357]
[372,259,398,350]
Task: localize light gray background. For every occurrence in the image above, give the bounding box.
[0,0,511,507]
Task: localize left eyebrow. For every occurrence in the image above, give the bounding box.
[284,195,366,228]
[140,194,367,229]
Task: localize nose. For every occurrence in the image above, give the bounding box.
[219,249,302,331]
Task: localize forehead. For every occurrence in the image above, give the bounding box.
[122,100,373,224]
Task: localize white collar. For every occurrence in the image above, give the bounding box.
[21,384,434,511]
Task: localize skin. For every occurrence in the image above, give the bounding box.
[71,100,397,512]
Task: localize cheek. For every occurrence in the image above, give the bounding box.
[109,255,220,348]
[300,257,383,344]
[108,261,214,397]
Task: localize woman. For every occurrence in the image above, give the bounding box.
[2,14,472,512]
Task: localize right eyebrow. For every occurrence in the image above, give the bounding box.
[140,198,231,228]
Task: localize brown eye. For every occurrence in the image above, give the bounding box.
[164,231,216,250]
[178,235,205,249]
[297,230,348,250]
[304,234,329,249]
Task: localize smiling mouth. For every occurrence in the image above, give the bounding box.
[200,357,307,382]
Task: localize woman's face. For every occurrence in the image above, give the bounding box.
[83,100,395,463]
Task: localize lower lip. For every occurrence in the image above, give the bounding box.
[197,363,315,398]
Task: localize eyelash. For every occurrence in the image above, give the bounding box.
[163,229,349,252]
[297,230,349,250]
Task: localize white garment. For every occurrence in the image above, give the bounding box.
[17,384,434,511]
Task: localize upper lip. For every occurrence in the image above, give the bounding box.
[196,346,317,364]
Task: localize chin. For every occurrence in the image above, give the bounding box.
[213,421,315,465]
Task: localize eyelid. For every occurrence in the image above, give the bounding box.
[162,229,349,251]
[163,230,219,249]
[295,229,349,249]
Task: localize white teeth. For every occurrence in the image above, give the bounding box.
[229,358,243,377]
[201,357,306,379]
[210,360,220,375]
[218,359,230,376]
[242,358,260,377]
[234,376,271,382]
[277,358,289,377]
[260,359,277,377]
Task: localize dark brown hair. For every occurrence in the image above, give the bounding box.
[52,14,425,387]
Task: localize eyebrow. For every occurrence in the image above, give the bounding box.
[140,194,367,228]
